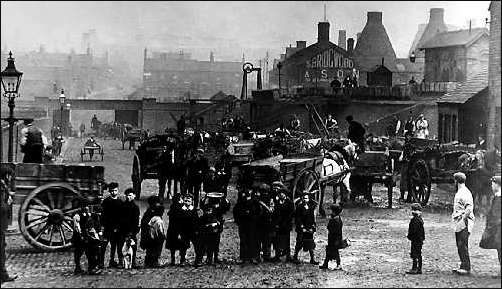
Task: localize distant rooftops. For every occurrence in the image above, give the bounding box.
[419,28,489,49]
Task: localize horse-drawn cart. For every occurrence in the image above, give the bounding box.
[80,145,104,162]
[121,128,146,150]
[2,162,105,251]
[238,151,351,216]
[404,137,493,206]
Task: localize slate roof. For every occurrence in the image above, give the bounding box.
[437,68,488,104]
[419,28,489,49]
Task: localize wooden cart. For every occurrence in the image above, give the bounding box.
[238,152,351,216]
[80,145,104,162]
[2,162,105,251]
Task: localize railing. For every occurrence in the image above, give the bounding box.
[274,82,459,101]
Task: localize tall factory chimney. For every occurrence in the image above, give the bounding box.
[417,8,448,49]
[347,38,354,54]
[317,21,330,43]
[296,41,307,49]
[338,30,347,49]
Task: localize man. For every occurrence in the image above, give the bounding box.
[100,182,123,268]
[325,114,339,138]
[1,166,16,283]
[409,76,417,85]
[399,133,416,202]
[404,111,415,137]
[233,189,262,265]
[345,115,366,153]
[255,184,275,262]
[480,176,501,277]
[387,115,401,138]
[271,181,294,262]
[91,115,99,130]
[118,189,140,269]
[415,114,429,139]
[292,193,319,265]
[20,119,47,163]
[451,172,475,275]
[186,148,209,208]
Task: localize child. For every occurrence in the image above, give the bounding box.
[320,204,344,270]
[144,205,166,268]
[406,203,425,274]
[194,206,221,267]
[121,237,135,269]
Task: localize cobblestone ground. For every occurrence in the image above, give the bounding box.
[3,138,501,288]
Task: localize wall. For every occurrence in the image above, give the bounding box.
[424,46,466,82]
[488,1,501,149]
[465,35,490,79]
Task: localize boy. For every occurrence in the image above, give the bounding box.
[320,204,344,270]
[194,206,220,267]
[406,203,425,274]
[100,182,123,268]
[72,198,102,275]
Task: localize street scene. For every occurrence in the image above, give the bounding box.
[1,1,501,288]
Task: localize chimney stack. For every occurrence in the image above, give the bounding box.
[367,12,383,24]
[317,21,330,43]
[347,38,354,54]
[429,8,445,25]
[296,41,307,49]
[338,30,347,50]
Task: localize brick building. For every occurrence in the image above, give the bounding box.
[142,49,242,102]
[419,27,489,82]
[268,20,355,91]
[488,1,501,150]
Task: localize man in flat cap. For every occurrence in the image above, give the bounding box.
[186,148,209,208]
[451,172,474,275]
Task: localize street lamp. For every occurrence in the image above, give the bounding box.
[1,51,23,162]
[276,62,283,95]
[59,89,66,135]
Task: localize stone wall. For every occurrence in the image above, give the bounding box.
[488,1,501,149]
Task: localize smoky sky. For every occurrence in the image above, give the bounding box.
[1,1,490,62]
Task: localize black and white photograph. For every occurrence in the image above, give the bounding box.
[1,1,500,287]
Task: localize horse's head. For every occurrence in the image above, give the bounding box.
[344,140,359,162]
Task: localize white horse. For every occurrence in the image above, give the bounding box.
[318,140,358,212]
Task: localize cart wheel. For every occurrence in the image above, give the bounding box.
[408,159,431,205]
[18,183,82,251]
[292,168,321,215]
[132,155,142,199]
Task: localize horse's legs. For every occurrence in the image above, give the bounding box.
[158,175,167,200]
[319,184,326,217]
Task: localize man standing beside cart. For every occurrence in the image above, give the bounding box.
[20,119,48,163]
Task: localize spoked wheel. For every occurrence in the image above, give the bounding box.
[19,183,82,251]
[132,155,142,199]
[292,168,322,216]
[408,159,431,205]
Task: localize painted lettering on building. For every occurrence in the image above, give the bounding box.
[306,48,353,69]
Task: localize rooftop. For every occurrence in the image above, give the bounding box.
[419,28,489,49]
[437,68,488,104]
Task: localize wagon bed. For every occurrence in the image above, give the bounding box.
[2,162,104,251]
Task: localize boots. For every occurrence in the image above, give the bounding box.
[417,257,422,274]
[406,259,418,274]
[179,251,187,267]
[170,251,176,266]
[214,252,222,264]
[309,250,319,265]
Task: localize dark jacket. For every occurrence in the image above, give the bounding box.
[272,198,294,234]
[347,120,365,145]
[233,198,262,227]
[119,200,140,236]
[166,204,198,250]
[140,207,156,249]
[480,195,501,249]
[327,215,343,249]
[101,196,123,233]
[407,214,425,243]
[186,157,209,183]
[294,202,316,233]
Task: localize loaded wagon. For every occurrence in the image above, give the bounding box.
[237,151,352,216]
[404,137,495,205]
[2,162,105,251]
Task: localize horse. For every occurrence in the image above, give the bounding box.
[458,149,501,215]
[317,140,359,215]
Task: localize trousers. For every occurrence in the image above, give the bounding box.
[455,228,471,271]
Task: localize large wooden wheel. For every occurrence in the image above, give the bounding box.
[132,155,142,199]
[292,168,322,216]
[19,183,81,251]
[408,159,432,205]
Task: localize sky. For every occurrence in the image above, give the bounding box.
[0,1,491,63]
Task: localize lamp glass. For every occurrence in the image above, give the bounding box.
[1,74,22,95]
